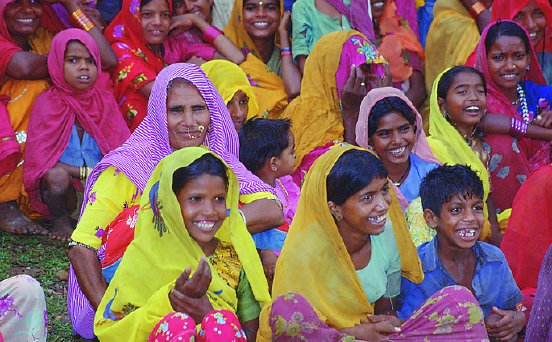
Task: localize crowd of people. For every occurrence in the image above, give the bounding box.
[0,0,551,340]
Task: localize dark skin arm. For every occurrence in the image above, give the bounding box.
[278,11,301,99]
[486,196,502,247]
[68,245,108,310]
[139,81,155,98]
[339,316,400,340]
[296,55,307,75]
[459,0,491,33]
[404,70,426,109]
[240,199,284,234]
[479,113,552,140]
[6,52,48,79]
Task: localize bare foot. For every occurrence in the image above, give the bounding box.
[49,216,75,242]
[0,201,49,235]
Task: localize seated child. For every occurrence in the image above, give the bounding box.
[238,118,299,286]
[398,165,526,341]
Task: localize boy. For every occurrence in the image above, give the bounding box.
[238,118,299,287]
[398,165,525,341]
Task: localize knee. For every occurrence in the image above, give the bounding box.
[43,166,71,194]
[2,275,46,305]
[149,312,196,342]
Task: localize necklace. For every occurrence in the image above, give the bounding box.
[391,159,411,186]
[514,83,531,123]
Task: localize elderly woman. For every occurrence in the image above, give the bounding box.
[67,63,283,339]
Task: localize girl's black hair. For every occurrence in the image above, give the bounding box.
[172,153,229,195]
[141,0,170,8]
[437,66,487,99]
[326,149,388,205]
[367,96,416,138]
[485,21,531,54]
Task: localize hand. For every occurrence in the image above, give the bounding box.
[169,14,197,36]
[533,109,552,129]
[259,249,278,288]
[355,317,401,341]
[82,6,106,30]
[186,56,207,66]
[278,11,291,37]
[367,314,403,328]
[173,257,212,298]
[485,307,526,341]
[341,64,367,113]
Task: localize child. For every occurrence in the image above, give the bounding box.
[398,165,526,341]
[238,118,299,286]
[94,148,270,340]
[23,29,130,241]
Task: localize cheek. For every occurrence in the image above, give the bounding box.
[370,137,387,155]
[227,103,238,119]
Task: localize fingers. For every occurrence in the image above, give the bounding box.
[175,267,191,290]
[366,314,388,323]
[374,321,401,334]
[186,258,211,296]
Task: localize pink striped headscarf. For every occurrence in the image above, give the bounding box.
[81,63,273,216]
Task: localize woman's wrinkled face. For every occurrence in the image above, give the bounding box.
[227,90,249,131]
[513,1,547,47]
[486,35,530,94]
[242,0,280,41]
[369,111,415,168]
[140,0,171,45]
[4,0,43,39]
[166,83,211,150]
[63,41,98,90]
[173,0,213,23]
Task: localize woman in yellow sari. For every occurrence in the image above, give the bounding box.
[257,145,488,341]
[94,147,270,341]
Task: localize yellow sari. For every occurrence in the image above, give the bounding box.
[258,145,423,340]
[94,147,270,341]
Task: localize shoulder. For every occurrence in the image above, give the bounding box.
[475,242,507,264]
[410,153,439,173]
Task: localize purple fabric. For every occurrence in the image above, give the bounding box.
[81,63,273,216]
[526,244,552,342]
[395,0,419,40]
[324,0,375,40]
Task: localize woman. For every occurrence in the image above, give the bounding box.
[67,63,283,339]
[23,29,130,240]
[106,0,243,131]
[257,145,488,341]
[201,59,259,130]
[224,0,301,117]
[284,30,388,186]
[356,87,439,207]
[0,0,113,235]
[475,20,551,213]
[492,0,552,84]
[94,148,271,341]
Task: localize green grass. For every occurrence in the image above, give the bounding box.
[0,231,73,341]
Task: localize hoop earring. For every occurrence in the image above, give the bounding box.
[332,212,343,222]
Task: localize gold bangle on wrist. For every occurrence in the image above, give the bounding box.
[71,8,96,32]
[79,166,85,180]
[469,1,486,17]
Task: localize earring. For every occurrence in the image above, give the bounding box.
[442,110,449,119]
[526,65,531,72]
[197,125,205,133]
[332,212,343,222]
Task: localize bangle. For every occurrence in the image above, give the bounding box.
[469,1,486,17]
[201,26,223,45]
[79,166,85,180]
[280,51,292,58]
[509,117,527,139]
[71,8,96,32]
[238,209,247,226]
[280,47,291,52]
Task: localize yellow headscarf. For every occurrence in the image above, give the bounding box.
[94,147,270,341]
[428,69,492,240]
[257,145,423,340]
[201,60,260,119]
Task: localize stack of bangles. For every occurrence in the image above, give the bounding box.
[70,8,96,32]
[201,26,223,45]
[79,166,94,181]
[469,1,487,17]
[280,47,292,58]
[509,117,528,139]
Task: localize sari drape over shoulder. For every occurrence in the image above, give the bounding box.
[258,145,423,340]
[94,147,271,341]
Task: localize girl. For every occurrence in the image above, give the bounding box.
[475,20,551,213]
[94,148,271,341]
[23,29,130,241]
[224,0,301,116]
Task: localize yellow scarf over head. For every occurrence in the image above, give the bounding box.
[94,147,270,341]
[257,145,423,340]
[201,59,260,119]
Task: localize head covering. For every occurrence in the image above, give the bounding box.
[525,244,552,342]
[324,0,376,40]
[283,30,387,168]
[0,95,19,177]
[94,147,271,340]
[0,0,25,77]
[23,29,130,216]
[492,0,552,24]
[82,63,273,216]
[201,60,260,118]
[257,145,422,339]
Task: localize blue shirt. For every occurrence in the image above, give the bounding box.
[399,153,438,203]
[398,238,522,319]
[58,124,102,167]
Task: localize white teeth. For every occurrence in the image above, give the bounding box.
[15,18,34,23]
[78,76,89,80]
[372,2,384,8]
[502,74,517,79]
[529,32,537,39]
[195,221,216,231]
[457,229,476,238]
[466,106,480,111]
[253,22,269,28]
[389,146,406,156]
[368,214,386,224]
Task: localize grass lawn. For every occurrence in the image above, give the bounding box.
[0,231,73,341]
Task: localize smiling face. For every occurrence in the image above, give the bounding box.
[173,0,213,22]
[369,111,415,169]
[425,194,485,250]
[440,71,487,133]
[63,41,98,91]
[176,173,228,248]
[140,0,171,46]
[166,82,211,150]
[513,1,547,47]
[333,177,391,238]
[227,90,249,131]
[242,0,280,42]
[486,35,530,95]
[4,0,43,43]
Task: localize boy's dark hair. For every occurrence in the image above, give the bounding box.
[420,164,484,216]
[238,118,292,174]
[172,153,228,195]
[326,149,388,205]
[437,66,487,100]
[485,21,531,54]
[367,96,416,138]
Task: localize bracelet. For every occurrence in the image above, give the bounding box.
[280,50,292,58]
[71,8,96,32]
[238,209,247,226]
[201,26,223,45]
[469,1,486,17]
[68,240,98,252]
[280,47,291,52]
[79,166,86,180]
[509,117,527,139]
